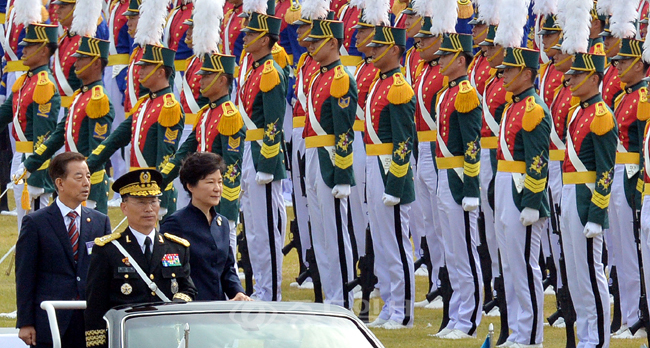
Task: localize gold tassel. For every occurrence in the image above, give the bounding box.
[12,74,26,93]
[193,105,209,131]
[391,0,407,16]
[127,96,147,117]
[296,52,308,71]
[457,0,474,19]
[415,61,426,81]
[21,184,30,211]
[331,66,350,98]
[272,44,289,69]
[33,71,55,105]
[387,73,414,105]
[590,101,615,136]
[454,80,480,113]
[158,93,182,128]
[638,87,650,121]
[217,101,244,136]
[260,60,281,92]
[86,86,110,119]
[522,96,544,132]
[284,4,302,25]
[41,6,49,22]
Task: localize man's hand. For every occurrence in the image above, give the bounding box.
[27,185,44,201]
[230,292,253,301]
[461,197,479,212]
[519,207,540,226]
[12,163,30,182]
[18,326,36,346]
[331,184,351,199]
[382,193,400,206]
[255,172,274,185]
[583,222,603,238]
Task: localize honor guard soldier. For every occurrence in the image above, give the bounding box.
[163,0,193,95]
[363,19,416,329]
[636,0,649,39]
[468,28,491,102]
[84,169,197,348]
[401,2,421,84]
[608,36,647,339]
[276,0,306,66]
[588,3,607,55]
[336,0,362,66]
[433,32,483,339]
[222,0,245,59]
[559,1,617,340]
[538,15,564,107]
[18,36,115,214]
[494,45,551,347]
[410,4,447,309]
[237,0,288,301]
[179,17,208,130]
[600,18,625,111]
[303,16,358,309]
[0,23,61,230]
[123,0,146,116]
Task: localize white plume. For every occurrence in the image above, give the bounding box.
[413,0,434,17]
[14,0,42,26]
[192,0,226,56]
[350,0,366,9]
[643,30,650,63]
[71,0,103,37]
[134,0,172,46]
[243,0,268,14]
[533,0,557,16]
[301,0,330,20]
[558,0,591,54]
[596,0,613,16]
[362,0,390,25]
[477,0,501,25]
[430,0,458,35]
[609,0,637,39]
[494,0,530,47]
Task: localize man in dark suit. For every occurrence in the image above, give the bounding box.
[161,152,249,301]
[15,152,112,348]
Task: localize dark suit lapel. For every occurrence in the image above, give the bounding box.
[150,230,166,273]
[46,203,75,268]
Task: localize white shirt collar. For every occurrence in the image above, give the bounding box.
[56,197,82,223]
[129,227,156,253]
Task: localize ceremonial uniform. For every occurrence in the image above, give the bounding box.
[0,24,61,231]
[163,0,192,99]
[336,2,363,69]
[124,44,145,114]
[364,26,416,327]
[467,50,491,102]
[434,33,483,337]
[539,61,564,109]
[638,82,650,333]
[84,170,197,348]
[561,53,616,348]
[221,2,245,59]
[602,60,623,109]
[237,12,288,301]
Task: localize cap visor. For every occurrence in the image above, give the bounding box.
[468,19,483,25]
[196,70,214,75]
[52,0,70,4]
[643,76,650,82]
[401,9,416,15]
[434,50,455,56]
[414,32,433,38]
[134,61,154,66]
[599,31,611,37]
[564,69,582,75]
[478,41,493,46]
[303,36,319,42]
[238,12,250,18]
[240,27,255,33]
[183,20,193,26]
[610,55,633,61]
[71,52,93,58]
[291,19,309,26]
[366,42,384,47]
[495,64,506,69]
[123,10,139,16]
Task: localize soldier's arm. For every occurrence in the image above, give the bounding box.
[161,128,198,187]
[384,80,416,198]
[27,91,61,188]
[257,61,286,174]
[216,126,245,220]
[521,100,551,210]
[84,244,112,348]
[457,83,482,199]
[331,68,357,186]
[86,88,116,156]
[588,110,618,226]
[23,116,65,173]
[155,104,184,181]
[0,93,14,132]
[87,115,133,173]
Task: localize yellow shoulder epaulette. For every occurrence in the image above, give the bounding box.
[192,104,210,131]
[164,232,190,247]
[260,60,281,92]
[296,52,308,71]
[415,60,426,80]
[387,73,414,105]
[613,91,625,111]
[638,87,650,121]
[392,0,407,16]
[41,6,49,22]
[11,74,26,94]
[33,71,55,105]
[457,0,474,19]
[126,95,148,117]
[87,85,110,119]
[271,43,289,69]
[522,96,545,132]
[455,80,480,113]
[158,93,182,128]
[331,65,350,98]
[217,101,244,136]
[94,232,122,247]
[590,101,615,136]
[284,4,302,25]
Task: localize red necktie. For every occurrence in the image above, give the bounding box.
[67,211,79,261]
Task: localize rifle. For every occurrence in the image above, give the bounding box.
[345,226,377,323]
[296,221,323,302]
[436,266,453,333]
[413,236,433,293]
[477,211,494,308]
[493,273,509,346]
[609,266,622,333]
[236,211,254,295]
[282,194,307,279]
[629,208,649,336]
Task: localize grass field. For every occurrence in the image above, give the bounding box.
[0,192,647,347]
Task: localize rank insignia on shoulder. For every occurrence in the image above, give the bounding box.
[227,136,241,152]
[38,103,51,114]
[162,254,181,267]
[93,123,108,140]
[94,232,121,246]
[522,96,544,132]
[591,101,615,135]
[164,128,179,144]
[164,233,190,247]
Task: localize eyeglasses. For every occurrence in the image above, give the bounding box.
[126,199,161,208]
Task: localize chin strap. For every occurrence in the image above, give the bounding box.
[553,54,572,69]
[605,38,622,56]
[543,35,560,54]
[371,43,394,64]
[357,30,374,49]
[298,27,310,42]
[310,37,331,57]
[417,36,441,53]
[243,31,265,50]
[473,27,488,48]
[139,63,162,84]
[486,46,503,62]
[200,72,222,95]
[617,57,640,81]
[569,71,595,92]
[439,51,460,74]
[21,43,46,62]
[74,56,99,75]
[59,6,75,24]
[503,66,524,89]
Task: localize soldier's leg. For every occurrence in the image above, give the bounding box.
[12,152,27,232]
[409,155,425,261]
[641,196,650,326]
[548,160,563,290]
[291,128,311,262]
[349,132,368,256]
[479,149,499,286]
[416,143,440,284]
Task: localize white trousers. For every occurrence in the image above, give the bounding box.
[349,131,368,256]
[561,184,610,348]
[437,169,483,335]
[479,149,500,279]
[290,127,311,262]
[547,160,563,289]
[240,142,286,301]
[305,148,354,308]
[414,142,443,284]
[366,155,414,326]
[409,152,425,258]
[640,195,650,326]
[607,164,640,326]
[494,172,545,345]
[12,153,50,232]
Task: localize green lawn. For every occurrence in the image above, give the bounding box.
[0,192,646,347]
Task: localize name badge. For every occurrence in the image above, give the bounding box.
[162,254,181,267]
[86,241,95,255]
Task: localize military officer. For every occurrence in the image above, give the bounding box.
[0,23,61,231]
[237,5,288,301]
[84,169,197,348]
[433,33,483,339]
[495,46,551,347]
[608,38,647,339]
[363,19,416,329]
[18,37,114,214]
[87,44,184,220]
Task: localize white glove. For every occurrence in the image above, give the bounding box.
[461,197,480,212]
[583,222,603,238]
[331,184,351,199]
[12,163,30,182]
[27,185,44,201]
[519,207,540,226]
[255,172,274,185]
[382,193,401,206]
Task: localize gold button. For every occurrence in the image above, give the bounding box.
[150,274,154,280]
[124,274,129,279]
[152,292,156,296]
[172,273,176,277]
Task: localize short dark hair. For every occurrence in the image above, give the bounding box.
[179,152,226,194]
[595,72,604,84]
[266,34,279,49]
[460,52,474,68]
[527,68,538,84]
[46,43,58,57]
[49,152,87,183]
[163,66,174,79]
[396,45,406,58]
[224,73,234,87]
[336,38,344,50]
[100,58,108,70]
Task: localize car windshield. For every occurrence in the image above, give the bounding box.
[123,311,377,348]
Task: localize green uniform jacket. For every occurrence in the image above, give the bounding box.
[0,65,61,192]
